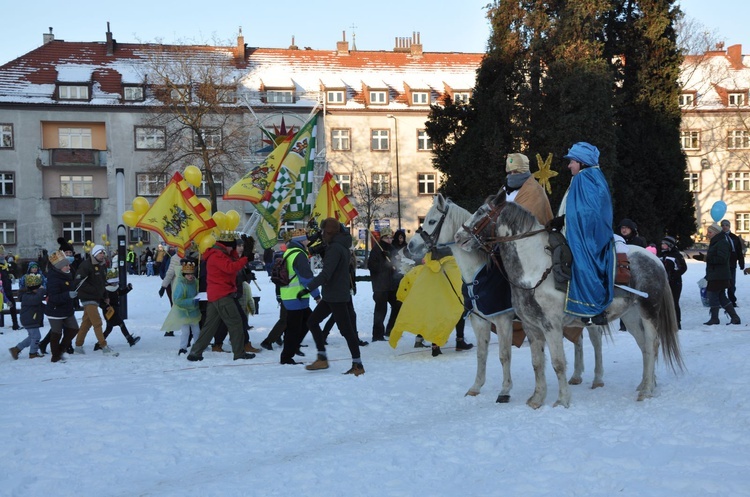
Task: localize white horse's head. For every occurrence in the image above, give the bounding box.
[407,193,469,259]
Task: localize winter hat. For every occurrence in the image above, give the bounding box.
[25,273,43,289]
[379,226,393,238]
[661,236,677,250]
[506,153,530,173]
[618,219,639,233]
[563,142,600,167]
[49,250,69,270]
[57,237,74,253]
[707,223,722,235]
[180,258,197,275]
[91,244,106,257]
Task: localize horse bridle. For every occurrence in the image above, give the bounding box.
[415,201,449,251]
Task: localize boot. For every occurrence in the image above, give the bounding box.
[431,344,443,357]
[414,336,429,348]
[126,334,141,347]
[244,342,261,353]
[456,338,474,350]
[704,307,720,325]
[724,304,741,325]
[29,352,44,359]
[343,362,365,376]
[39,333,50,354]
[9,346,20,360]
[260,339,273,351]
[305,355,329,371]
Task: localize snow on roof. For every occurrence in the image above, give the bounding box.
[56,64,95,82]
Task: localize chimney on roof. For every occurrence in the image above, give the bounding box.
[289,35,298,50]
[337,31,349,56]
[235,27,247,67]
[394,36,411,53]
[43,27,54,45]
[727,44,743,69]
[410,32,423,56]
[105,22,116,56]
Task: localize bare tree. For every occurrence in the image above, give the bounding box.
[349,162,394,255]
[136,42,251,211]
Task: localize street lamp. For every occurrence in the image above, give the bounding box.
[387,114,402,230]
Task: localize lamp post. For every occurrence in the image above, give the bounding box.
[387,114,402,230]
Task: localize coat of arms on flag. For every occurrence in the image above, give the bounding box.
[312,172,358,224]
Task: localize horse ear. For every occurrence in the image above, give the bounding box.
[435,193,445,208]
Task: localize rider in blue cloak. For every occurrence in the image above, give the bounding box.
[558,142,614,326]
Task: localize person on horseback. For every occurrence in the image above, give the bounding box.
[501,153,553,225]
[559,142,614,326]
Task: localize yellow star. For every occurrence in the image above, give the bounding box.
[532,153,558,195]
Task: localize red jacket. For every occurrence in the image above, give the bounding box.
[204,245,248,302]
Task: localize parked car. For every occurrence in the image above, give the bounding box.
[355,249,366,268]
[249,259,265,271]
[683,242,709,260]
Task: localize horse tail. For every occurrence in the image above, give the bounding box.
[656,278,685,373]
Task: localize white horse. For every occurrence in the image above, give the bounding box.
[456,192,685,407]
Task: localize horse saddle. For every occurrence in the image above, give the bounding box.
[548,230,572,292]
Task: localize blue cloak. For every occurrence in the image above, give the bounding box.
[563,167,614,318]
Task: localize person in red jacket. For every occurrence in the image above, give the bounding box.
[186,232,256,362]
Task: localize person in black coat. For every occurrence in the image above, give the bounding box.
[701,223,741,325]
[367,227,403,342]
[720,220,745,307]
[617,218,647,248]
[41,251,80,362]
[0,246,20,330]
[659,236,688,329]
[96,271,140,350]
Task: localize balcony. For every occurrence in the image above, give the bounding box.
[49,197,102,216]
[43,149,106,167]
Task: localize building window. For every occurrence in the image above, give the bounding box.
[369,91,388,105]
[454,92,470,104]
[331,129,351,151]
[0,172,14,196]
[327,90,345,104]
[135,127,166,150]
[680,130,700,150]
[58,85,89,100]
[58,127,92,149]
[0,124,13,148]
[679,93,695,107]
[412,92,429,105]
[372,173,391,195]
[128,227,150,244]
[418,173,437,195]
[684,172,700,193]
[136,173,168,196]
[170,86,190,102]
[0,221,16,245]
[62,220,93,244]
[334,173,351,195]
[371,129,390,151]
[728,92,746,106]
[60,175,94,197]
[728,130,750,149]
[417,130,433,151]
[736,213,750,234]
[194,128,222,150]
[728,172,750,191]
[195,173,224,196]
[267,90,294,103]
[123,86,144,101]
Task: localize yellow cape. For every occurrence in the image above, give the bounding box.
[389,253,465,348]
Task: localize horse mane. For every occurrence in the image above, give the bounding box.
[494,196,541,235]
[443,198,471,225]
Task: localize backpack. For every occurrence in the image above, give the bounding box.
[270,248,303,286]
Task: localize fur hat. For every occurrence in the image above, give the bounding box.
[49,250,69,270]
[707,223,722,235]
[506,153,530,173]
[180,258,197,275]
[57,237,74,253]
[563,142,600,167]
[379,226,393,238]
[25,273,43,289]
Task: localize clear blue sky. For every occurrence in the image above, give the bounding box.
[0,0,746,66]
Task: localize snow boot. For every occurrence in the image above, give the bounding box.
[260,339,273,351]
[101,345,119,357]
[431,344,443,357]
[724,304,741,325]
[343,362,365,376]
[126,334,141,347]
[29,352,44,359]
[244,342,261,353]
[704,307,721,326]
[456,338,474,351]
[305,355,329,371]
[9,346,20,360]
[414,336,429,348]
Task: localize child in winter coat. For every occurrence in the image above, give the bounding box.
[160,259,200,355]
[9,273,46,359]
[659,236,688,329]
[19,261,47,291]
[95,269,140,350]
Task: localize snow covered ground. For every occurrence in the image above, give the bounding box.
[1,259,749,496]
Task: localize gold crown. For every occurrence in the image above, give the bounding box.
[216,230,240,242]
[25,274,43,288]
[181,261,197,275]
[283,228,307,242]
[106,268,119,280]
[49,250,68,269]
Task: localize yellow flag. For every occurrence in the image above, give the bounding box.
[312,172,358,223]
[224,138,293,203]
[136,172,216,253]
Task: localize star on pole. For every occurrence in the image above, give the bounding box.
[532,153,558,195]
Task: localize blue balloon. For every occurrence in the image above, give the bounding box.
[710,201,727,223]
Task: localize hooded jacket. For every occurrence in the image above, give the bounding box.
[307,231,353,303]
[618,219,647,248]
[44,265,75,318]
[74,254,107,303]
[203,244,249,302]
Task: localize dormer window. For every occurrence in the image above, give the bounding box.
[453,92,470,104]
[267,90,294,103]
[369,91,388,105]
[327,90,346,104]
[728,92,746,106]
[679,93,695,107]
[58,85,89,101]
[123,86,144,102]
[412,92,429,105]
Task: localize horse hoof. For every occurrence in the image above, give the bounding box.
[568,377,582,385]
[465,391,479,397]
[591,381,604,389]
[496,395,510,403]
[553,400,571,408]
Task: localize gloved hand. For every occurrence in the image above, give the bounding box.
[546,215,565,232]
[296,288,310,300]
[68,291,77,299]
[247,270,257,281]
[158,287,166,297]
[127,283,133,290]
[241,234,255,257]
[693,252,705,262]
